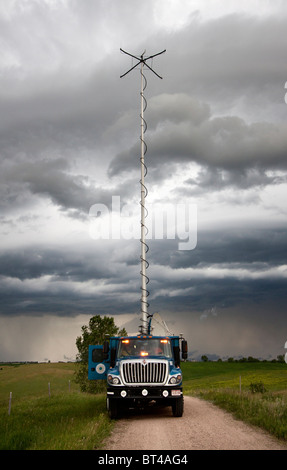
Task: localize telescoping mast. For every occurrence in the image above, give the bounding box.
[120,48,166,335]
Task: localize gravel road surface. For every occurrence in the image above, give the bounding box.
[103,396,287,450]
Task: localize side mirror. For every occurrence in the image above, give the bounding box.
[103,340,110,360]
[181,340,188,360]
[173,346,180,367]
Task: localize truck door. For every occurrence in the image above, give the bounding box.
[88,345,109,380]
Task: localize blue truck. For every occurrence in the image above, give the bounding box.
[88,333,188,419]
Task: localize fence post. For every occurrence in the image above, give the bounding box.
[48,382,51,398]
[8,392,12,415]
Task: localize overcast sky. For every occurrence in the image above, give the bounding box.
[1,0,287,362]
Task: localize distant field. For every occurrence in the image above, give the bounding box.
[0,361,286,449]
[181,361,287,393]
[0,362,76,400]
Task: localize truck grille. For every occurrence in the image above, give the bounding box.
[121,360,167,385]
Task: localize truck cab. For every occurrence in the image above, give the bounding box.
[88,334,188,419]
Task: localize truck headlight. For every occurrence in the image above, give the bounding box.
[108,375,121,385]
[169,374,182,384]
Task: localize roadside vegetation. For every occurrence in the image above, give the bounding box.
[181,361,287,441]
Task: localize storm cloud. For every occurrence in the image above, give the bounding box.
[0,0,287,362]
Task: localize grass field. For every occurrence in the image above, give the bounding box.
[181,361,287,393]
[0,363,112,450]
[0,361,286,449]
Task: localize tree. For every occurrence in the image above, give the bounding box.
[277,354,285,363]
[75,315,127,393]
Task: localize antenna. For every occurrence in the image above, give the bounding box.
[120,48,166,335]
[151,312,174,336]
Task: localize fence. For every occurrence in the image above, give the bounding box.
[7,380,72,415]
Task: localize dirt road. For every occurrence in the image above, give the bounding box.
[103,396,287,450]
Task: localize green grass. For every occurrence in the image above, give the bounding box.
[1,393,113,450]
[181,361,287,393]
[0,362,75,399]
[0,363,113,450]
[196,389,287,440]
[181,361,287,441]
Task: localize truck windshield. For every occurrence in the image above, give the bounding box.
[118,338,172,358]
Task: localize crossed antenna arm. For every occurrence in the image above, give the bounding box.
[120,48,166,79]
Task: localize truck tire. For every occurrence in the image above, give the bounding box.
[172,396,184,417]
[108,398,119,419]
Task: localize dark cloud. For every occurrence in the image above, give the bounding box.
[165,13,287,108]
[3,158,109,213]
[183,166,287,193]
[109,98,287,178]
[148,227,287,268]
[1,226,286,320]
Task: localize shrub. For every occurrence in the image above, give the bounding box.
[249,381,267,393]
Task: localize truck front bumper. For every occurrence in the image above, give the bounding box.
[107,385,182,401]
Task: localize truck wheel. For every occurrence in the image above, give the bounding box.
[108,398,119,419]
[172,396,184,417]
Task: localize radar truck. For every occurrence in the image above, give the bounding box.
[88,332,188,419]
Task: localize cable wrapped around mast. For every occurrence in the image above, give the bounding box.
[139,62,150,334]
